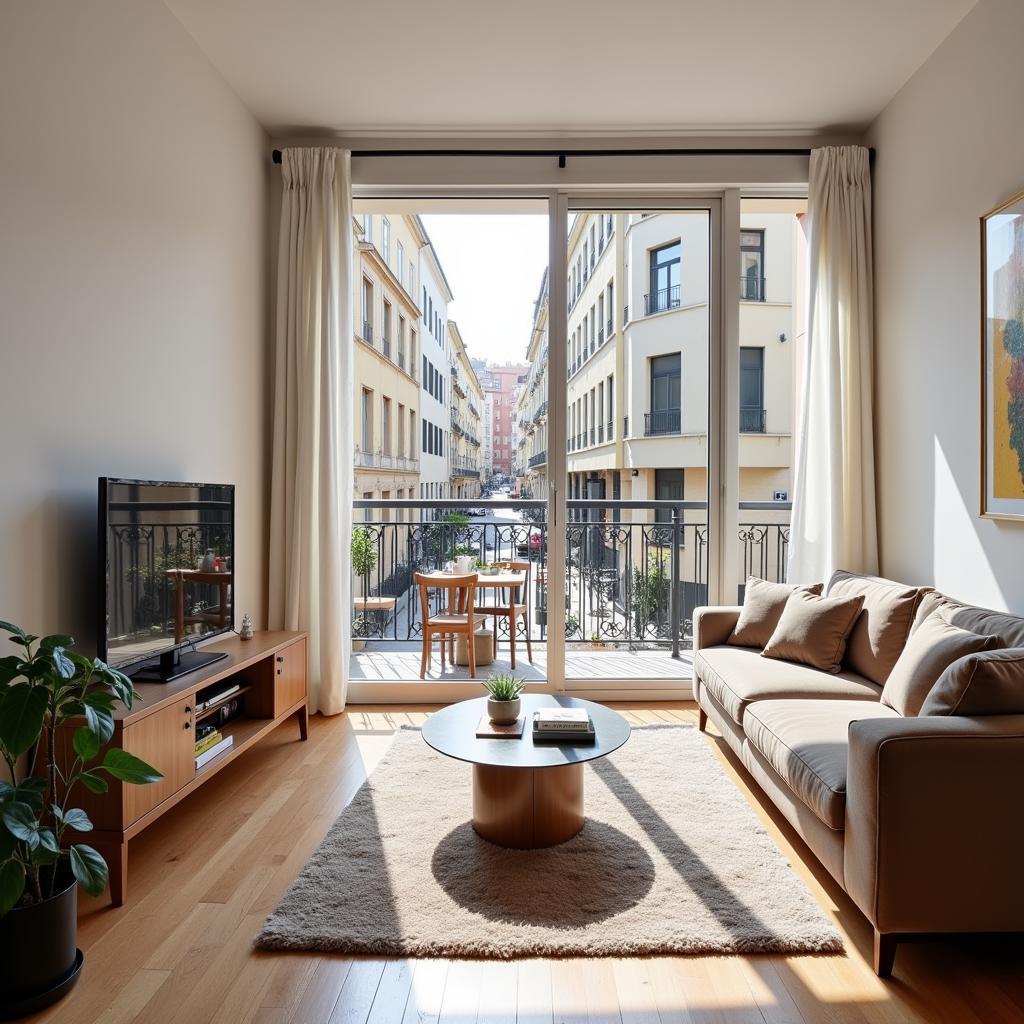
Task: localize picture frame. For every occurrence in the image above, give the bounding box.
[980,188,1024,520]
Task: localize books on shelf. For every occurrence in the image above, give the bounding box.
[195,734,233,768]
[194,730,223,757]
[196,684,240,713]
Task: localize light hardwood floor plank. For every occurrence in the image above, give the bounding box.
[24,704,1024,1024]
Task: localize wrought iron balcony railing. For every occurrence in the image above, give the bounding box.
[740,407,767,433]
[740,275,766,302]
[348,498,791,658]
[644,286,681,316]
[528,450,548,468]
[644,409,681,436]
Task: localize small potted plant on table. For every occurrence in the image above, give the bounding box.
[0,621,162,1015]
[482,672,524,725]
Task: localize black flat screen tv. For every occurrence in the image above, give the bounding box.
[98,478,235,681]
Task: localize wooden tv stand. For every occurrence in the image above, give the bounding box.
[64,630,308,906]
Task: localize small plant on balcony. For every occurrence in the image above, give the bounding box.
[351,528,378,650]
[633,553,670,632]
[565,614,580,638]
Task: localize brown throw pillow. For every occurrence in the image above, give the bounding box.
[761,590,865,673]
[825,571,925,685]
[728,577,824,649]
[880,613,1001,716]
[920,648,1024,716]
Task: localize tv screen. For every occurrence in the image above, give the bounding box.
[99,478,235,673]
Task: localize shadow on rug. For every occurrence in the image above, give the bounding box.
[255,725,843,958]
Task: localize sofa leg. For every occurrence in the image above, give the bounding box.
[873,930,898,977]
[697,707,707,732]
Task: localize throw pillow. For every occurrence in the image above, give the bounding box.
[920,648,1024,716]
[880,613,1000,716]
[825,571,926,685]
[761,590,865,673]
[728,577,824,649]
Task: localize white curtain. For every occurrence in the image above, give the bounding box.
[787,146,878,584]
[268,148,353,715]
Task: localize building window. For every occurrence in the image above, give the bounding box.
[381,396,392,454]
[361,388,373,453]
[360,277,374,342]
[396,403,405,456]
[647,353,681,435]
[422,288,428,324]
[654,468,684,527]
[408,261,415,294]
[382,299,392,357]
[740,229,765,301]
[382,217,391,263]
[397,314,406,370]
[648,241,681,315]
[362,214,372,242]
[740,347,766,432]
[396,239,403,277]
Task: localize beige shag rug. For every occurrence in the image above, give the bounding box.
[255,725,842,958]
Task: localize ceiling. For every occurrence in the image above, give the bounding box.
[164,0,976,137]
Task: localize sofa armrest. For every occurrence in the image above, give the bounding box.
[844,714,1024,935]
[692,606,742,652]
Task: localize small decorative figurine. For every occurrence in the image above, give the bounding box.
[239,613,254,640]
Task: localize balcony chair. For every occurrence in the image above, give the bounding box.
[414,571,487,678]
[488,560,534,669]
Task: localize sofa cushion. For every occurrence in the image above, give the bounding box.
[743,698,901,829]
[826,571,927,685]
[761,590,865,673]
[881,612,1001,716]
[920,648,1024,717]
[912,591,1024,648]
[728,577,823,649]
[694,646,882,726]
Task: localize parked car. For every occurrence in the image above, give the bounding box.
[516,531,544,556]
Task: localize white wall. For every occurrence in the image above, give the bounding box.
[867,0,1024,611]
[0,0,271,646]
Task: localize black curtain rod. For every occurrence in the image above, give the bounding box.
[271,146,873,166]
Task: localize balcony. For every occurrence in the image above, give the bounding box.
[644,286,681,316]
[740,275,766,302]
[348,499,791,676]
[740,407,766,433]
[528,450,548,468]
[644,409,681,436]
[532,400,549,423]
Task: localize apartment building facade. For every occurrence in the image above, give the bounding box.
[478,362,529,480]
[418,237,454,502]
[354,213,423,510]
[449,321,485,498]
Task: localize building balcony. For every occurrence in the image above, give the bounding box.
[644,409,682,436]
[740,275,766,302]
[348,498,792,671]
[740,406,767,433]
[528,450,548,468]
[644,286,681,316]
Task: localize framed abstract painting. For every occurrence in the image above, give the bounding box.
[981,188,1024,520]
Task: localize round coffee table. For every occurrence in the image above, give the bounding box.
[421,695,630,849]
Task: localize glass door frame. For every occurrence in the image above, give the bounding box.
[347,185,743,701]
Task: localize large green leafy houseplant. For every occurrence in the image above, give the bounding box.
[0,621,162,913]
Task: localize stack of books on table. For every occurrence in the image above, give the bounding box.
[195,723,233,768]
[532,707,596,744]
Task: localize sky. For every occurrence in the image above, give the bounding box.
[420,214,548,366]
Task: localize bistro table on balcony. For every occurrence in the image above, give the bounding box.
[417,568,529,669]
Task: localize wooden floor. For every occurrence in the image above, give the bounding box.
[30,703,1024,1024]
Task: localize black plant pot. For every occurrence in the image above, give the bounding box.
[0,872,83,1019]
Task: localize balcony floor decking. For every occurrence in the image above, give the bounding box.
[351,642,693,682]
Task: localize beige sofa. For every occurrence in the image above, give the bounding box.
[693,571,1024,976]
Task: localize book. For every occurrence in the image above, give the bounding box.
[196,684,240,712]
[195,734,233,768]
[194,731,223,756]
[532,720,596,745]
[195,720,219,742]
[533,708,592,731]
[475,713,526,739]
